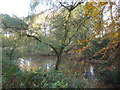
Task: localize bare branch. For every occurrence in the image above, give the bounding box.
[22,33,58,54]
[59,1,83,12]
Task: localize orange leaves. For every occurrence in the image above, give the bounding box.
[113,32,119,38]
[72,46,89,53]
[82,2,119,60]
[77,34,95,45]
[83,2,105,25]
[93,41,119,57]
[98,2,108,7]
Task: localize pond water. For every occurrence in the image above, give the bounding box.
[16,55,97,79]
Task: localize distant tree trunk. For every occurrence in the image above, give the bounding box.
[55,53,62,70]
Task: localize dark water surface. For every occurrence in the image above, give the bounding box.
[15,55,105,88]
[16,55,98,79]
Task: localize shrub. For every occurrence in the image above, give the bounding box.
[96,59,120,87]
[2,59,87,88]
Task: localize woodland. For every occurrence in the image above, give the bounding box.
[1,0,120,88]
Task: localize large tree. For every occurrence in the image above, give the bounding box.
[23,1,92,70]
[1,1,90,70]
[2,1,118,70]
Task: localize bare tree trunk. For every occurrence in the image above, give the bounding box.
[55,53,62,70]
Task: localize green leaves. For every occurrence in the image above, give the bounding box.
[2,63,87,88]
[1,14,28,30]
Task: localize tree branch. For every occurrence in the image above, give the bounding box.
[24,33,42,43]
[59,1,83,12]
[22,33,58,54]
[64,16,91,46]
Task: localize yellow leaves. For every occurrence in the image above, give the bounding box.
[72,46,89,53]
[92,10,102,16]
[103,22,108,26]
[77,40,83,45]
[113,32,119,38]
[84,11,101,23]
[114,32,119,36]
[72,49,83,53]
[83,46,87,49]
[78,35,95,45]
[84,14,88,17]
[89,34,95,40]
[83,2,106,24]
[98,2,108,7]
[77,40,89,45]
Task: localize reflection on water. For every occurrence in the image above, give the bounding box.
[19,58,24,67]
[17,56,96,78]
[19,58,31,67]
[90,65,94,76]
[18,56,56,71]
[44,59,53,69]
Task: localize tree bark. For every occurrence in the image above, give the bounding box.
[55,53,62,70]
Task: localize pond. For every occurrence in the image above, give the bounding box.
[16,55,98,79]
